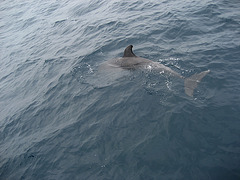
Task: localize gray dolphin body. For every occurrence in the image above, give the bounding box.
[102,45,210,97]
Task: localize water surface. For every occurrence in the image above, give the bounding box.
[1,0,240,179]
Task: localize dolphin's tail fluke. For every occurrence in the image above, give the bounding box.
[184,70,210,97]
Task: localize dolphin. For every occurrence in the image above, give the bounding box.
[101,45,210,97]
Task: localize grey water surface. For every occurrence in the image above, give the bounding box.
[1,0,240,179]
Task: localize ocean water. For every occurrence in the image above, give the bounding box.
[1,0,240,179]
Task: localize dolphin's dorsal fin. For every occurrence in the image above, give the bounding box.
[123,45,137,57]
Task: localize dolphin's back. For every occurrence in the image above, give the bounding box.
[119,57,152,69]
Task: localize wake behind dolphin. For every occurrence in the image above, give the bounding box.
[100,45,210,97]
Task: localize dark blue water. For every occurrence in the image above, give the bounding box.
[1,0,240,179]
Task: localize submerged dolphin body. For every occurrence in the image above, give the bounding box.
[101,45,210,97]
